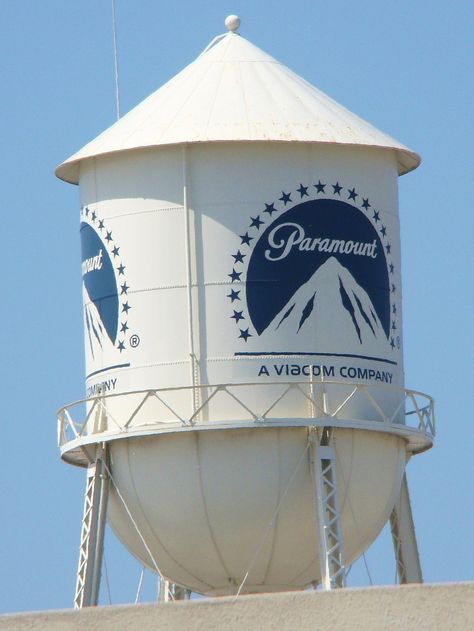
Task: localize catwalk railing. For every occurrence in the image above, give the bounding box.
[58,380,435,463]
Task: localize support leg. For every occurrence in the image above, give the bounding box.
[309,428,345,590]
[157,578,192,602]
[390,472,423,584]
[74,444,109,608]
[157,577,171,603]
[173,585,192,600]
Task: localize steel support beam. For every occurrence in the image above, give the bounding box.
[309,428,345,590]
[390,472,423,584]
[182,145,201,417]
[173,585,192,600]
[157,578,192,602]
[74,444,109,608]
[157,577,171,603]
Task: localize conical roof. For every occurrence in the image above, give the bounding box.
[56,27,420,184]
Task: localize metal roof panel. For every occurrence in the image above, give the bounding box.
[56,31,419,184]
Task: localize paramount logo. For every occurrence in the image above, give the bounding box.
[82,249,104,276]
[265,222,378,262]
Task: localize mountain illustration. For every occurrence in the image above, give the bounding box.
[263,257,389,351]
[81,222,119,348]
[83,285,117,360]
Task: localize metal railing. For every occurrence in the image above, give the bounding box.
[57,381,435,461]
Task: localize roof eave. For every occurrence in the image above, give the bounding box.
[55,139,420,185]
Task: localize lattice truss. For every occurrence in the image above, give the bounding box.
[310,429,345,590]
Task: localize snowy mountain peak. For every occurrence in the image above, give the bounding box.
[265,257,387,347]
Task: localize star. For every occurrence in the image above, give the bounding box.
[229,269,242,283]
[348,187,358,201]
[362,198,371,210]
[120,282,129,295]
[389,263,394,274]
[250,215,264,230]
[391,283,396,293]
[232,251,245,264]
[227,289,241,302]
[386,243,392,254]
[332,182,342,195]
[112,245,120,257]
[314,180,326,193]
[91,210,97,222]
[372,210,380,223]
[264,203,276,216]
[117,340,125,352]
[297,183,309,197]
[117,263,126,275]
[240,232,253,246]
[380,225,387,237]
[239,328,252,342]
[390,337,395,349]
[122,301,131,314]
[120,322,129,333]
[105,231,113,242]
[85,207,90,216]
[392,304,397,315]
[392,320,397,331]
[279,191,292,205]
[98,219,105,230]
[231,310,245,323]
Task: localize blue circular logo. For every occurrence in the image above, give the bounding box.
[228,181,399,351]
[81,222,119,345]
[80,207,135,356]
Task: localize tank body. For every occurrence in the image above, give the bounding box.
[77,141,406,591]
[108,428,405,594]
[56,27,422,595]
[79,142,404,424]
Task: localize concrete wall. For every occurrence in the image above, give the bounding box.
[0,583,472,631]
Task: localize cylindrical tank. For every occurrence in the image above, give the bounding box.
[57,24,425,594]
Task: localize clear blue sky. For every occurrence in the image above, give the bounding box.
[1,0,472,613]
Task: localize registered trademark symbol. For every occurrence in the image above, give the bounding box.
[130,334,140,348]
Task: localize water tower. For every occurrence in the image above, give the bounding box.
[56,16,434,607]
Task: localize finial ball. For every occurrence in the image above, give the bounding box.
[225,15,241,32]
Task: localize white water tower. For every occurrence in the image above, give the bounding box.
[56,16,434,607]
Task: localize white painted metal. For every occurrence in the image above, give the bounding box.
[182,144,201,414]
[71,142,406,422]
[56,32,419,184]
[173,585,192,601]
[74,444,109,608]
[58,381,435,465]
[224,15,241,32]
[157,577,171,603]
[58,380,432,594]
[156,579,191,602]
[102,425,404,594]
[56,21,433,599]
[309,428,345,590]
[390,473,423,583]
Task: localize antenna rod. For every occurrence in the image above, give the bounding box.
[111,0,121,120]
